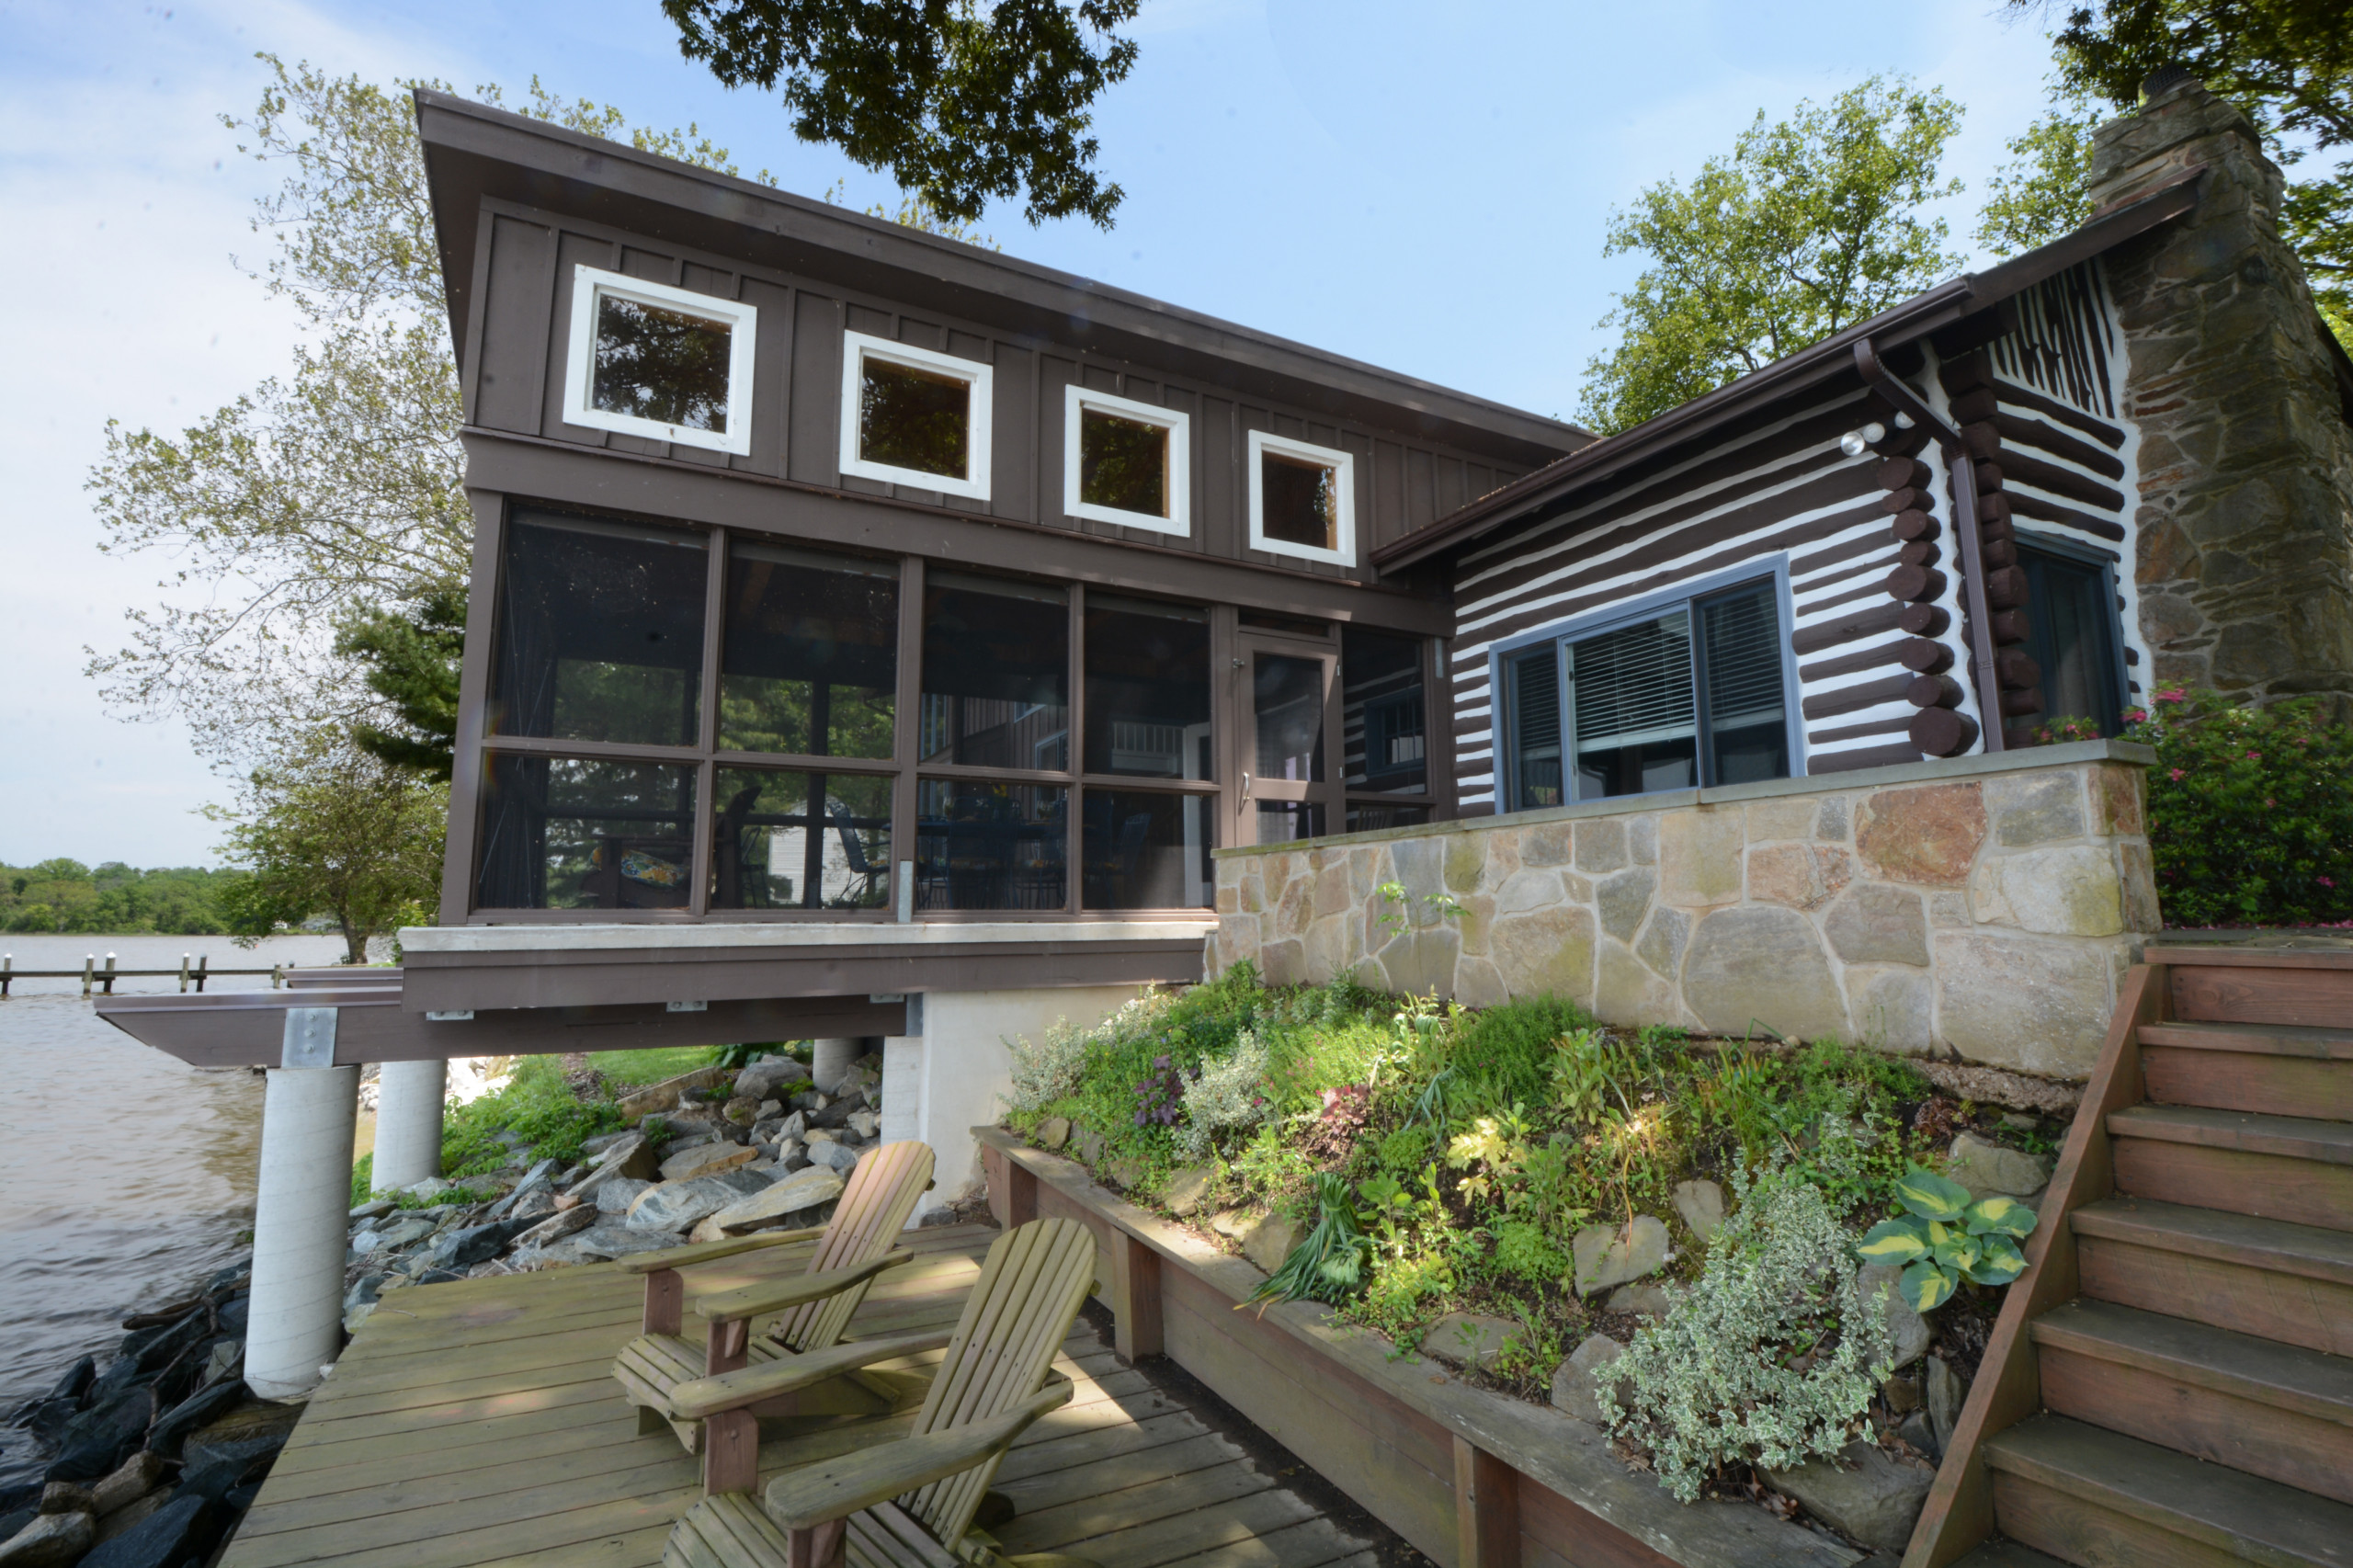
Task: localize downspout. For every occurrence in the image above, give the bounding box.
[1852,340,2006,754]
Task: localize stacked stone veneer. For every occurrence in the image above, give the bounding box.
[1208,742,2160,1079]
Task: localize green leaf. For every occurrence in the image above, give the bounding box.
[1895,1167,1971,1221]
[1930,1223,1981,1275]
[1964,1194,2038,1238]
[1857,1218,1931,1265]
[1963,1233,2028,1286]
[1901,1259,1956,1312]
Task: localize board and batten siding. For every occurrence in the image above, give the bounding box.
[1442,260,2145,812]
[462,200,1525,583]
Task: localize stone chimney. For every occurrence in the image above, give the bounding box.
[2087,75,2353,712]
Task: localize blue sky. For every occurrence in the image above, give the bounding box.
[0,0,2065,867]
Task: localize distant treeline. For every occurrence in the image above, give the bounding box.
[2,858,245,935]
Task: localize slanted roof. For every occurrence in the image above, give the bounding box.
[1371,168,2206,572]
[410,90,1587,470]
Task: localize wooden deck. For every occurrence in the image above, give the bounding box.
[221,1222,1381,1568]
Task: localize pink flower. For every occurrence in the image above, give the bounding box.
[2156,687,2187,703]
[2247,750,2262,760]
[2169,767,2186,780]
[2321,877,2336,889]
[2123,708,2147,722]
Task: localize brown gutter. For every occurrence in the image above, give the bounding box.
[1373,167,2205,574]
[1852,340,2004,755]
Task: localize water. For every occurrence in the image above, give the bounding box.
[0,933,355,1485]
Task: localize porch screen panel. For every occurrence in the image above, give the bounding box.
[1570,612,1696,798]
[1699,585,1789,785]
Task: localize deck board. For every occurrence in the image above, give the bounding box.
[220,1222,1376,1568]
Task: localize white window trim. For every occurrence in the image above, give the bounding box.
[1246,430,1357,567]
[837,331,993,501]
[560,266,756,456]
[1062,384,1190,536]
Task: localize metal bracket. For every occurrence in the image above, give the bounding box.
[281,1007,338,1068]
[665,1000,709,1013]
[425,1009,474,1022]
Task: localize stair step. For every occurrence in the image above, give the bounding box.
[2167,953,2353,1030]
[2140,1023,2353,1121]
[2029,1299,2353,1500]
[1984,1415,2353,1567]
[2108,1106,2353,1233]
[1947,1541,2067,1568]
[2072,1199,2353,1356]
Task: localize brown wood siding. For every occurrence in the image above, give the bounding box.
[460,197,1521,586]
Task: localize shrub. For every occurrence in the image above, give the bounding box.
[441,1057,622,1176]
[1177,1028,1274,1158]
[1006,1009,1115,1112]
[2122,687,2353,926]
[1611,1148,1893,1501]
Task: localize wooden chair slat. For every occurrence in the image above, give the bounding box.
[866,1501,962,1568]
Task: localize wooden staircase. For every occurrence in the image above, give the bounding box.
[1904,947,2353,1568]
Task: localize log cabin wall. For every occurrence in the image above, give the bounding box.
[460,200,1532,583]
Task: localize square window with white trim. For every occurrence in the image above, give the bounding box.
[838,332,993,500]
[1247,430,1356,566]
[561,267,756,455]
[1063,385,1188,534]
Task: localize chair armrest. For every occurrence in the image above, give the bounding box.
[665,1329,957,1420]
[616,1226,828,1276]
[692,1251,915,1324]
[761,1382,1073,1530]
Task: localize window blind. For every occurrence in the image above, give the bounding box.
[1570,613,1695,752]
[1700,588,1786,731]
[1506,648,1563,809]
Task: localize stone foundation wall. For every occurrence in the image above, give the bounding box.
[1208,741,2159,1079]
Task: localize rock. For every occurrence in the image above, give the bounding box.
[1606,1282,1677,1316]
[597,1177,653,1215]
[1241,1215,1302,1273]
[1421,1312,1521,1374]
[1070,1125,1106,1164]
[688,1217,727,1244]
[87,1490,165,1546]
[1762,1441,1934,1552]
[734,1058,812,1102]
[620,1065,731,1120]
[0,1509,93,1565]
[555,1225,680,1262]
[488,1159,561,1218]
[51,1392,153,1481]
[1935,934,2113,1078]
[1913,1061,2080,1116]
[179,1401,300,1476]
[1854,782,1987,887]
[846,1109,881,1141]
[1927,1356,1961,1455]
[773,1110,809,1143]
[37,1484,92,1517]
[1162,1165,1216,1217]
[756,1098,783,1120]
[429,1216,538,1270]
[1898,1409,1937,1458]
[775,1139,809,1171]
[401,1176,452,1202]
[77,1494,211,1568]
[1549,1335,1628,1426]
[722,1096,761,1126]
[1881,1372,1920,1415]
[579,1130,634,1155]
[806,1140,859,1175]
[348,1198,395,1221]
[1209,1209,1256,1240]
[87,1455,163,1518]
[1822,884,1930,966]
[1947,1132,2052,1201]
[710,1166,846,1233]
[1671,1179,1724,1245]
[512,1205,595,1247]
[1572,1215,1669,1297]
[1103,1156,1145,1191]
[1683,906,1849,1042]
[370,1215,436,1251]
[1034,1117,1071,1151]
[1968,844,2124,937]
[625,1176,743,1233]
[146,1378,248,1461]
[658,1141,758,1183]
[1854,1266,1930,1369]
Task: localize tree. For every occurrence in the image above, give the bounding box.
[1575,78,1966,436]
[85,59,779,768]
[335,586,466,778]
[209,729,447,964]
[660,0,1141,227]
[1977,89,2108,256]
[2013,0,2352,339]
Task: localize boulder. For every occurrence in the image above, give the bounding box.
[1572,1216,1669,1297]
[596,1177,653,1215]
[86,1491,165,1547]
[401,1176,453,1202]
[348,1198,395,1221]
[1764,1442,1934,1552]
[88,1455,163,1518]
[1241,1215,1302,1274]
[1421,1312,1522,1374]
[659,1141,758,1183]
[38,1483,93,1517]
[428,1217,538,1271]
[370,1215,436,1252]
[620,1065,732,1119]
[0,1510,92,1566]
[77,1494,212,1568]
[1162,1165,1216,1217]
[1549,1335,1629,1426]
[710,1166,847,1233]
[1854,1266,1931,1369]
[1034,1117,1071,1151]
[511,1206,595,1248]
[807,1140,859,1176]
[1947,1132,2051,1201]
[147,1379,248,1460]
[722,1096,762,1127]
[1927,1356,1961,1456]
[735,1058,812,1102]
[178,1402,299,1476]
[1605,1282,1676,1316]
[1072,1126,1107,1165]
[624,1177,743,1233]
[488,1159,561,1218]
[846,1109,881,1141]
[551,1225,678,1263]
[1671,1179,1724,1245]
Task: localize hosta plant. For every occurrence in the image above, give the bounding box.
[1858,1167,2039,1310]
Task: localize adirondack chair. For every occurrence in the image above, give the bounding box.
[612,1140,937,1458]
[659,1217,1103,1568]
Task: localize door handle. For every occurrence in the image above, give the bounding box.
[1241,772,1252,801]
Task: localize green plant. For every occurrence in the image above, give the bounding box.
[1177,1028,1274,1158]
[1487,1219,1570,1284]
[1248,1171,1374,1310]
[2123,687,2353,926]
[1450,994,1596,1115]
[350,1153,373,1207]
[1857,1167,2039,1310]
[440,1056,623,1176]
[1374,880,1466,936]
[1612,1153,1894,1501]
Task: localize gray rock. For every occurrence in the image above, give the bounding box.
[596,1177,652,1215]
[488,1158,562,1218]
[1854,1265,1930,1369]
[348,1198,395,1221]
[1898,1409,1937,1459]
[710,1165,846,1233]
[1927,1356,1961,1456]
[1762,1442,1934,1552]
[1572,1215,1669,1296]
[1682,905,1849,1043]
[1072,1125,1106,1165]
[1241,1215,1302,1273]
[1948,1132,2051,1201]
[506,1187,557,1222]
[735,1058,812,1102]
[806,1140,859,1175]
[429,1216,537,1269]
[371,1215,436,1251]
[623,1176,742,1233]
[564,1224,686,1261]
[659,1140,758,1183]
[1421,1312,1522,1374]
[1162,1165,1216,1217]
[775,1138,808,1171]
[512,1205,595,1247]
[1606,1282,1677,1316]
[0,1509,93,1565]
[713,1166,774,1198]
[1035,1116,1071,1151]
[845,1109,881,1141]
[579,1130,633,1155]
[1548,1335,1628,1425]
[77,1494,210,1568]
[1671,1179,1725,1245]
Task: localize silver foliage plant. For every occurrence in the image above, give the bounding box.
[1608,1142,1894,1502]
[1176,1028,1274,1160]
[1001,988,1174,1113]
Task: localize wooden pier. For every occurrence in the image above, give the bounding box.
[221,1221,1382,1568]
